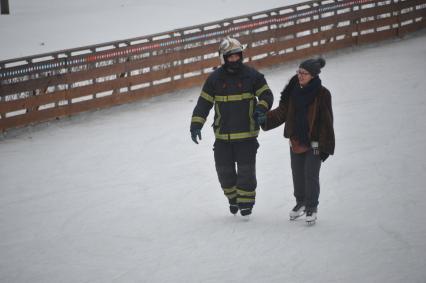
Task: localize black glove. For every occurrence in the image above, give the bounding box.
[190,128,202,144]
[253,107,267,125]
[320,152,329,162]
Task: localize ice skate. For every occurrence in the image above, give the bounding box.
[289,203,305,220]
[240,208,252,220]
[228,198,239,215]
[229,204,239,215]
[305,209,317,225]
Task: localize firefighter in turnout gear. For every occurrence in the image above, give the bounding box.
[190,36,274,217]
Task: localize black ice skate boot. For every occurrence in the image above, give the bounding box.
[289,203,306,220]
[240,208,252,217]
[229,198,239,215]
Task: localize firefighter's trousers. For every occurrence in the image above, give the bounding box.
[213,139,259,210]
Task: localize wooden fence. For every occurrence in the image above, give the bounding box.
[1,0,425,131]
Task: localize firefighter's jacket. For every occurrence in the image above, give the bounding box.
[191,65,273,141]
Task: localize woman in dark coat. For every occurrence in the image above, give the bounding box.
[261,57,335,224]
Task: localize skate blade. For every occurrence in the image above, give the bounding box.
[289,212,305,221]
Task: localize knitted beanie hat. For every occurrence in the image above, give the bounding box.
[299,57,326,76]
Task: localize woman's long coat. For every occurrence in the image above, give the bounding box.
[262,75,335,155]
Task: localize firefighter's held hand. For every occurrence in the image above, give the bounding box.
[191,128,202,144]
[253,108,267,125]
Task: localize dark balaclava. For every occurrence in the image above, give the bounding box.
[224,51,243,73]
[299,57,326,77]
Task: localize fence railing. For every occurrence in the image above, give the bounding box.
[1,0,425,131]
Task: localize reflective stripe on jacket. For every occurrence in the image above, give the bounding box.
[191,64,273,141]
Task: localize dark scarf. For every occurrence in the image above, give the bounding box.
[287,75,322,146]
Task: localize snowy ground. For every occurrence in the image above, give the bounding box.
[1,28,426,282]
[0,0,301,60]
